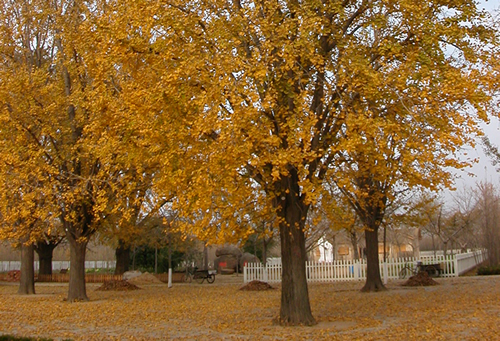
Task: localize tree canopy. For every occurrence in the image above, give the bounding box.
[0,0,498,325]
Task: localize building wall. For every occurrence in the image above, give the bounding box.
[0,240,115,262]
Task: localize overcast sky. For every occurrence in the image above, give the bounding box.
[445,1,500,202]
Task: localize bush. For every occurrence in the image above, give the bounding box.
[477,266,500,276]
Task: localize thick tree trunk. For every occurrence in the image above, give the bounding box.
[18,242,35,295]
[114,241,130,275]
[361,227,386,292]
[350,231,360,260]
[67,236,89,302]
[275,172,316,326]
[278,205,316,325]
[35,242,56,276]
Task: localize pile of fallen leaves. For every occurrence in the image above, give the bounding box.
[402,271,439,287]
[239,280,275,291]
[127,272,164,285]
[6,270,20,282]
[96,280,140,291]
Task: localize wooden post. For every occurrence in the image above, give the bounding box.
[383,261,388,285]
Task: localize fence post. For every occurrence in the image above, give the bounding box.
[454,255,459,277]
[354,261,359,280]
[243,264,247,283]
[263,264,268,283]
[383,261,388,285]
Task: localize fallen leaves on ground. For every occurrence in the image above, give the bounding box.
[0,276,499,340]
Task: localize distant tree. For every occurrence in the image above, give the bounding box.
[35,232,65,276]
[474,181,500,266]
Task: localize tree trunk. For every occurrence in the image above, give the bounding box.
[383,225,387,262]
[18,242,35,295]
[350,231,360,260]
[155,246,159,274]
[67,236,89,302]
[168,239,172,270]
[203,244,209,270]
[414,228,421,259]
[253,236,257,259]
[361,227,386,292]
[262,238,268,265]
[275,172,316,326]
[132,247,136,270]
[331,234,336,261]
[35,241,56,276]
[114,240,130,275]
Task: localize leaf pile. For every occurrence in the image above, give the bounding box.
[127,272,164,285]
[96,280,140,291]
[239,280,275,291]
[402,271,439,287]
[6,270,21,282]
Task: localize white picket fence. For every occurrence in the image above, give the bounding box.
[0,260,116,272]
[244,250,487,283]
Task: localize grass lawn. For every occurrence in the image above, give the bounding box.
[1,275,499,340]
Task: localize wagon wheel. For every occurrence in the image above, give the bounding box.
[425,266,438,277]
[183,273,192,283]
[195,273,205,284]
[398,266,410,279]
[206,274,215,284]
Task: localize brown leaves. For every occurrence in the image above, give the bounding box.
[239,280,275,291]
[401,271,440,287]
[96,280,140,291]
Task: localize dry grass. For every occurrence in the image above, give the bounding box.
[0,276,499,340]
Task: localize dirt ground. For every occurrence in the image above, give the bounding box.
[1,275,499,340]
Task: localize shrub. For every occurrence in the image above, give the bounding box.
[477,266,500,276]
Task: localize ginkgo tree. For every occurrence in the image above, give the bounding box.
[0,149,54,295]
[0,0,100,300]
[155,0,499,325]
[85,0,220,274]
[0,0,165,301]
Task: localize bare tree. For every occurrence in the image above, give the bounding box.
[474,181,500,266]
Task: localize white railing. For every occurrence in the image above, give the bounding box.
[456,250,487,275]
[0,260,116,272]
[419,249,466,257]
[244,250,487,283]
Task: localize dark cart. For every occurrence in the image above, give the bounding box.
[183,267,216,284]
[418,262,442,277]
[399,261,443,279]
